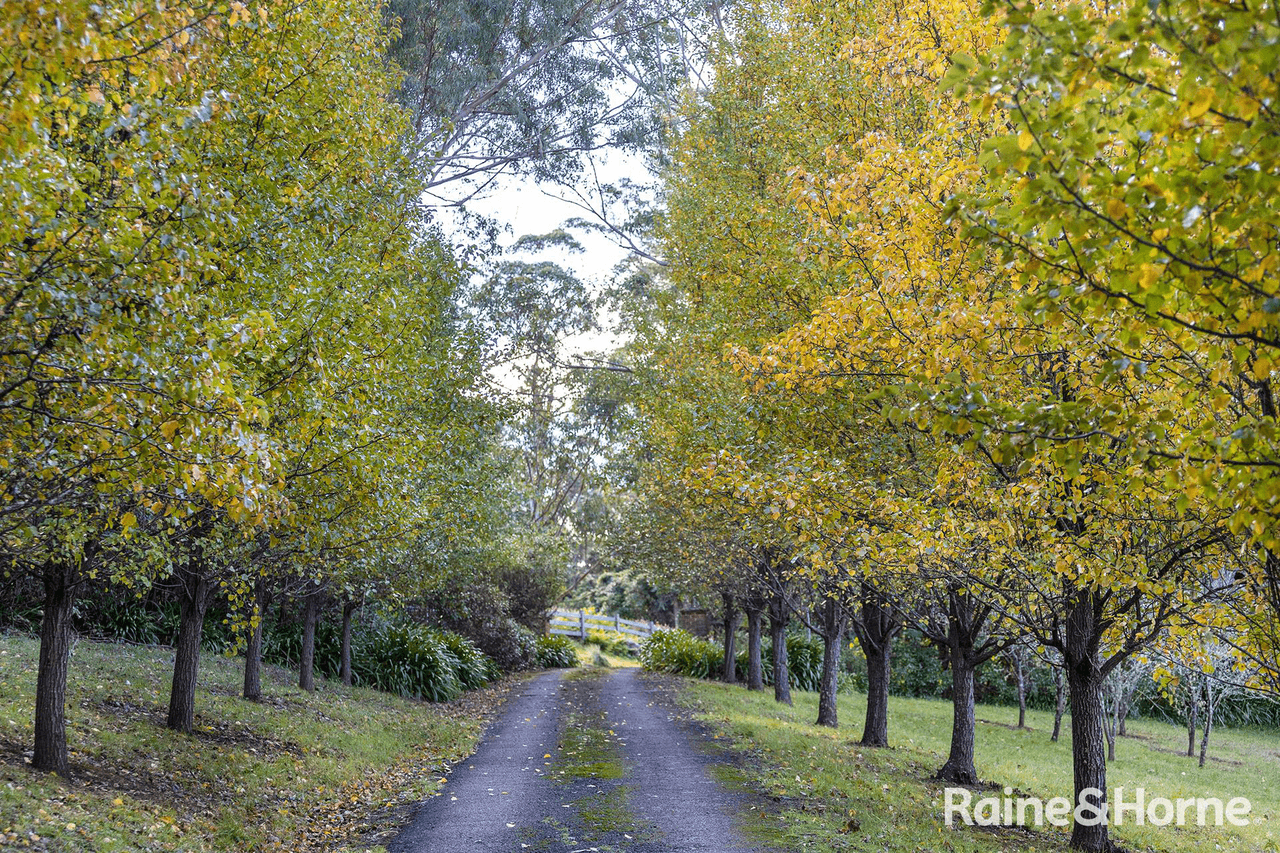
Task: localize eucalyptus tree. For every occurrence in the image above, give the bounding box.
[385,0,726,209]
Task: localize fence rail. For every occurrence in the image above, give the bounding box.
[547,608,666,642]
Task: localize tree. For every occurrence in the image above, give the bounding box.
[386,0,721,208]
[907,579,1017,783]
[949,0,1280,684]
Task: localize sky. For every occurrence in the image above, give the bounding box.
[442,151,652,365]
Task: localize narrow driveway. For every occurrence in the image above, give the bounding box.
[389,667,769,852]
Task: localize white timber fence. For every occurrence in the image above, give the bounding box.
[547,608,663,643]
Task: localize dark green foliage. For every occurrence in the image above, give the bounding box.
[439,630,502,688]
[842,630,1059,710]
[475,617,539,672]
[641,629,827,688]
[733,634,823,692]
[639,629,722,678]
[354,623,463,702]
[74,599,234,654]
[781,635,823,693]
[81,602,174,646]
[263,616,495,702]
[535,634,580,668]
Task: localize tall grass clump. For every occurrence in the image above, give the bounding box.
[639,629,723,678]
[535,635,580,668]
[264,616,495,701]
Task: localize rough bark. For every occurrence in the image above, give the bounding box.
[938,646,978,783]
[243,575,269,701]
[1064,593,1111,852]
[768,592,791,706]
[1052,667,1066,743]
[853,585,897,748]
[721,592,739,684]
[299,586,320,693]
[167,564,212,734]
[861,637,891,747]
[340,600,356,686]
[815,597,844,728]
[33,560,76,775]
[745,605,764,691]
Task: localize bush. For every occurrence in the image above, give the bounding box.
[353,622,462,702]
[782,634,824,692]
[438,630,501,689]
[734,634,824,691]
[535,635,579,669]
[263,615,496,702]
[639,628,722,678]
[469,617,538,672]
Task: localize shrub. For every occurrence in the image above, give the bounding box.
[439,630,500,689]
[472,617,539,671]
[535,635,579,669]
[82,602,171,646]
[734,634,823,691]
[639,628,722,678]
[783,635,824,692]
[263,615,496,701]
[354,622,462,702]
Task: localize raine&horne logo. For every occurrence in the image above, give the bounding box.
[944,786,1251,828]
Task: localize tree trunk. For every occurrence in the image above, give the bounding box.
[167,564,212,734]
[768,592,791,706]
[816,597,843,728]
[1014,653,1027,729]
[1199,692,1214,768]
[243,575,269,701]
[937,646,978,783]
[721,592,739,684]
[861,637,891,747]
[340,600,356,686]
[745,605,764,691]
[854,585,896,748]
[299,585,320,692]
[1105,696,1117,762]
[1052,667,1066,743]
[1064,594,1111,852]
[1186,684,1198,757]
[32,560,76,775]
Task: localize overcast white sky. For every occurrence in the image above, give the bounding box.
[442,152,652,362]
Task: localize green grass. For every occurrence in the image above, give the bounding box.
[675,677,1280,852]
[573,642,638,669]
[0,634,495,852]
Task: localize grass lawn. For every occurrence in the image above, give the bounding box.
[0,633,508,852]
[676,676,1280,852]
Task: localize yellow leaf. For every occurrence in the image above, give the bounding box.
[1137,264,1162,288]
[1016,130,1034,151]
[1188,86,1214,119]
[1105,197,1127,219]
[120,512,137,531]
[160,420,180,440]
